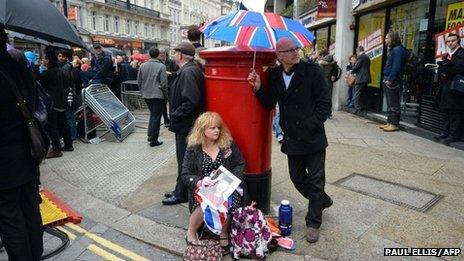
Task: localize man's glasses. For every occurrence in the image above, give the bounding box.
[278,47,300,53]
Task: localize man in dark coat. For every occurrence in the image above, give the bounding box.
[87,42,114,85]
[248,37,333,243]
[350,46,371,113]
[435,33,464,145]
[163,42,205,205]
[0,26,44,260]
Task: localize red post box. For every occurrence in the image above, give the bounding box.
[200,46,276,213]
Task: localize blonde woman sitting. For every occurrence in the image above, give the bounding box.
[181,112,245,254]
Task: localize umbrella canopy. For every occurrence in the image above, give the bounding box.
[131,53,150,62]
[105,47,126,57]
[201,10,314,49]
[0,0,87,48]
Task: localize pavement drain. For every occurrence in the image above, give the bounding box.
[333,173,442,212]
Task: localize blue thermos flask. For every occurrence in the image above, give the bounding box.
[279,200,293,236]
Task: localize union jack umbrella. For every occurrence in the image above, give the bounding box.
[200,10,315,49]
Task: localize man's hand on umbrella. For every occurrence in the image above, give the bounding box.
[247,70,261,92]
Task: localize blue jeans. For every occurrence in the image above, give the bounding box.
[346,86,354,107]
[273,105,283,139]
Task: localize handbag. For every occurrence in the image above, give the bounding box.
[0,69,48,164]
[450,74,464,94]
[345,73,356,86]
[183,239,222,261]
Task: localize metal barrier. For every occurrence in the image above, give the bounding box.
[121,80,147,110]
[81,84,135,142]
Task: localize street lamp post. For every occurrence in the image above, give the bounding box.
[63,0,68,18]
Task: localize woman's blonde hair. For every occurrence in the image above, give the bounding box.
[187,112,232,149]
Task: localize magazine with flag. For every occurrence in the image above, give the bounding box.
[197,165,241,211]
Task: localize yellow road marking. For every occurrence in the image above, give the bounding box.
[65,223,150,261]
[87,244,126,261]
[56,226,77,241]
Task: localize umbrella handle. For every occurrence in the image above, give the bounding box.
[252,49,257,71]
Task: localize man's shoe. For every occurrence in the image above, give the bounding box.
[46,150,63,158]
[433,134,448,141]
[322,198,333,209]
[306,227,320,243]
[62,146,74,152]
[379,123,390,129]
[162,195,185,205]
[150,141,163,147]
[147,136,153,142]
[443,136,458,146]
[164,191,175,198]
[383,124,399,132]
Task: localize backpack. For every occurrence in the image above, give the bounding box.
[230,203,272,260]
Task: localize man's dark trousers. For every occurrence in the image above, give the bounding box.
[287,150,330,228]
[0,180,43,260]
[443,110,464,139]
[384,81,401,125]
[47,109,72,150]
[174,133,188,201]
[145,98,165,142]
[353,83,366,111]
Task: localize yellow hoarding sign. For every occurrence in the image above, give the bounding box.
[445,1,464,30]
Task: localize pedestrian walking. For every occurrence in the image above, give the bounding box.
[163,42,205,205]
[350,46,371,114]
[58,50,78,140]
[41,48,74,158]
[137,47,167,147]
[380,31,408,132]
[0,25,44,260]
[247,37,333,243]
[434,33,464,145]
[345,54,357,108]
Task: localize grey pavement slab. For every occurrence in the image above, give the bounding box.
[137,202,190,230]
[334,173,442,212]
[111,214,186,256]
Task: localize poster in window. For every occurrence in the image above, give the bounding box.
[445,1,464,30]
[357,10,386,88]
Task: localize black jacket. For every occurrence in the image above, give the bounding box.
[0,54,39,190]
[169,61,205,135]
[90,51,114,84]
[181,141,246,210]
[351,53,371,84]
[439,47,464,111]
[40,66,69,110]
[256,61,331,155]
[318,54,339,88]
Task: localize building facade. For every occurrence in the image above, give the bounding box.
[269,0,464,134]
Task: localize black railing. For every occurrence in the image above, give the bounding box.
[104,0,160,18]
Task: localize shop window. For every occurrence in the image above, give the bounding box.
[358,10,386,88]
[315,27,328,51]
[329,24,336,53]
[114,17,119,34]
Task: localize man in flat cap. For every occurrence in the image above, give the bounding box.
[163,42,205,205]
[248,37,333,243]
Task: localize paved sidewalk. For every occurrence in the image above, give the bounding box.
[24,111,464,260]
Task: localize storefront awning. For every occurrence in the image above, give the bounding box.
[306,17,336,30]
[352,0,404,14]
